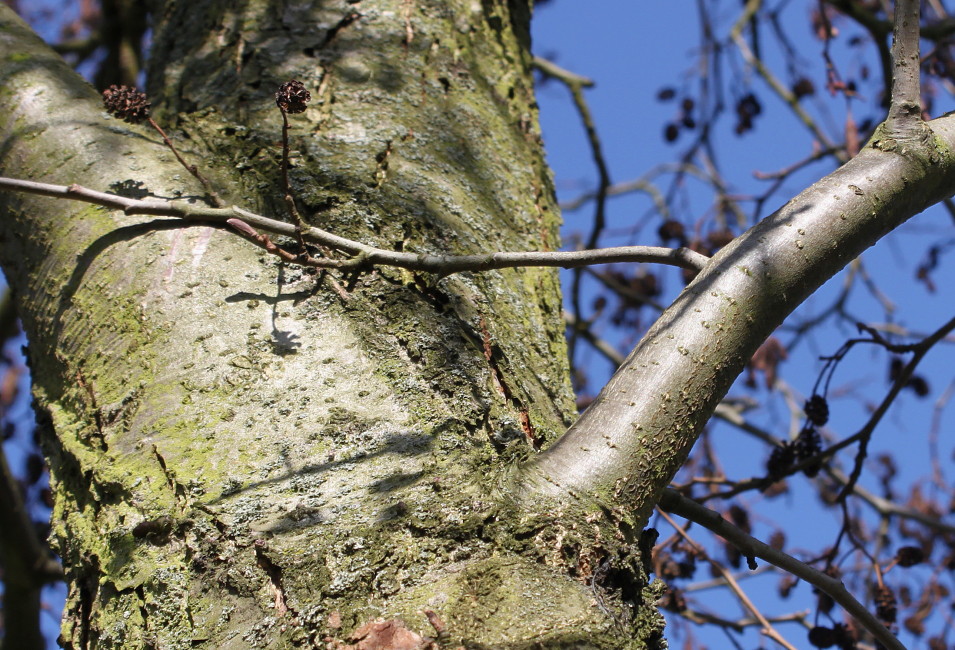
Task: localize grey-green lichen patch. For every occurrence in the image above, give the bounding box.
[868,118,954,168]
[0,0,648,647]
[387,556,615,648]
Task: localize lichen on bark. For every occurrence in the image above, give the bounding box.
[0,1,670,648]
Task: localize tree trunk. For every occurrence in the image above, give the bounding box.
[6,1,955,648]
[0,2,666,648]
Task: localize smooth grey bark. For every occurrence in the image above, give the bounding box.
[0,2,670,649]
[518,1,955,556]
[520,122,955,526]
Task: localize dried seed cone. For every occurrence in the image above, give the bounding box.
[102,85,151,124]
[896,546,925,567]
[276,80,311,114]
[794,426,823,477]
[874,585,898,624]
[767,441,796,477]
[804,394,830,426]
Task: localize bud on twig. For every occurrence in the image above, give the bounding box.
[102,85,224,207]
[226,218,261,239]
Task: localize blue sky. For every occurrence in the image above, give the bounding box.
[533,1,955,647]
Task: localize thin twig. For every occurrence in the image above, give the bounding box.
[0,176,710,275]
[656,507,800,650]
[704,314,955,504]
[563,311,625,367]
[278,108,308,252]
[676,607,808,634]
[826,466,955,536]
[837,313,955,500]
[533,56,610,251]
[146,118,224,208]
[928,379,955,488]
[534,55,612,373]
[731,0,840,156]
[560,175,670,218]
[532,56,594,88]
[659,489,905,650]
[828,0,894,107]
[703,400,955,539]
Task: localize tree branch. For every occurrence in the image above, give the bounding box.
[888,0,923,136]
[656,507,799,650]
[836,313,955,500]
[534,55,613,377]
[518,109,955,527]
[146,117,224,208]
[0,176,710,274]
[731,0,839,155]
[658,488,905,650]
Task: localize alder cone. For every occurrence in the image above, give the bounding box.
[275,80,311,113]
[101,85,151,124]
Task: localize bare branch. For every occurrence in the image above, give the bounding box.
[705,399,955,537]
[659,489,905,650]
[827,466,955,536]
[534,55,613,373]
[674,607,807,633]
[888,0,923,136]
[836,313,955,500]
[564,311,625,367]
[0,444,63,650]
[532,56,594,88]
[519,118,955,517]
[730,0,839,156]
[533,56,610,250]
[146,117,224,208]
[656,507,800,650]
[0,176,710,274]
[559,174,671,217]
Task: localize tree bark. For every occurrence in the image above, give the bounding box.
[0,1,671,648]
[4,1,955,648]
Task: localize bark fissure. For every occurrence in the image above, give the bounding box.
[254,541,295,619]
[0,2,640,647]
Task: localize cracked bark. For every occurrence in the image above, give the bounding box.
[0,1,643,648]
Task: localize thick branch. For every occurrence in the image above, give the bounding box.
[518,114,955,525]
[0,444,63,650]
[658,489,904,650]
